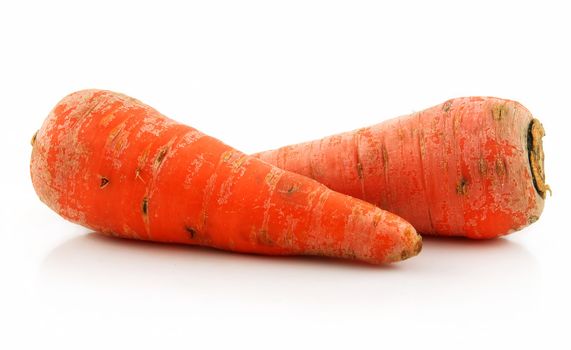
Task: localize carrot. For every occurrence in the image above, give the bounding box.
[30,89,422,264]
[254,97,549,239]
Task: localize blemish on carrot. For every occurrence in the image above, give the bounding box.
[456,178,468,195]
[381,144,389,168]
[492,104,508,120]
[397,128,405,141]
[264,169,282,187]
[108,121,126,142]
[400,249,412,260]
[135,168,146,183]
[100,177,109,188]
[99,112,116,127]
[232,155,248,170]
[478,158,487,176]
[256,229,273,246]
[357,162,364,179]
[142,197,148,216]
[222,151,233,163]
[156,148,167,165]
[343,248,357,260]
[453,113,461,134]
[185,226,197,238]
[442,101,452,112]
[79,99,103,121]
[415,237,423,253]
[418,130,427,157]
[287,184,298,194]
[495,158,507,177]
[200,212,208,230]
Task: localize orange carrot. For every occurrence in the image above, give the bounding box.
[30,90,421,264]
[254,97,549,239]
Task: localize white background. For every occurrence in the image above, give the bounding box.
[1,1,569,349]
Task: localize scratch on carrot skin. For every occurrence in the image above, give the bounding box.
[100,113,116,127]
[276,181,300,197]
[354,130,366,198]
[275,147,285,169]
[308,188,330,240]
[255,229,274,246]
[264,167,283,188]
[199,173,218,232]
[217,176,235,205]
[123,223,142,240]
[221,150,234,163]
[77,95,105,121]
[231,155,249,173]
[256,168,284,245]
[178,129,204,148]
[155,148,167,165]
[380,138,389,208]
[152,137,177,173]
[135,168,146,183]
[397,125,405,141]
[184,154,205,190]
[478,158,487,176]
[492,103,508,121]
[307,141,317,180]
[109,120,128,143]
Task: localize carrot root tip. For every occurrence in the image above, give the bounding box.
[31,130,38,146]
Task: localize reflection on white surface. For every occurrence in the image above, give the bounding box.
[37,232,540,326]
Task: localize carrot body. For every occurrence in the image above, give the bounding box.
[254,97,548,239]
[30,90,421,264]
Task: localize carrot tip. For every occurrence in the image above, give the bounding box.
[398,230,422,261]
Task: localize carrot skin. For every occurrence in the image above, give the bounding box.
[254,97,547,239]
[30,90,422,264]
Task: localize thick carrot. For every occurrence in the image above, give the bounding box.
[254,97,549,239]
[30,90,421,264]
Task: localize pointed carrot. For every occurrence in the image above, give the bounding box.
[30,90,422,264]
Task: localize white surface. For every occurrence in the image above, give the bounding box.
[1,1,569,349]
